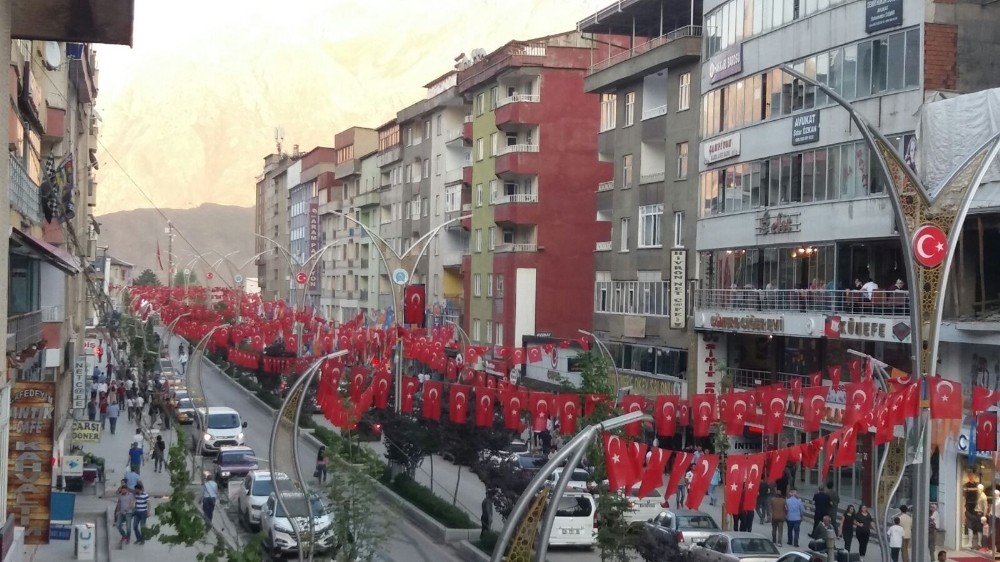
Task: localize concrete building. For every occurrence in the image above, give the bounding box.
[375,119,404,311]
[578,0,702,395]
[285,159,311,307]
[689,0,1000,530]
[457,32,611,366]
[255,151,299,302]
[298,147,338,319]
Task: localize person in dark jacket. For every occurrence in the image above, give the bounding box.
[481,491,494,538]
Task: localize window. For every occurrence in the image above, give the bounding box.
[600,93,617,131]
[624,92,636,126]
[490,86,499,109]
[487,274,494,297]
[476,183,484,206]
[435,154,442,176]
[676,143,689,179]
[476,92,486,115]
[475,229,483,252]
[678,73,691,111]
[422,197,429,217]
[406,127,413,146]
[673,211,684,247]
[410,200,421,220]
[623,155,633,188]
[435,114,442,135]
[496,274,504,297]
[404,164,412,183]
[476,138,484,161]
[490,132,498,156]
[620,217,630,252]
[474,274,482,297]
[424,120,431,139]
[489,226,496,250]
[422,158,430,179]
[502,228,514,244]
[489,179,498,203]
[638,204,663,248]
[495,323,503,346]
[473,319,481,341]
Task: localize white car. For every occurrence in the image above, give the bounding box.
[236,470,293,531]
[260,491,337,558]
[193,406,247,453]
[624,486,666,524]
[549,491,597,548]
[545,467,594,492]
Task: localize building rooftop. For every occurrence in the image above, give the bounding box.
[577,0,702,36]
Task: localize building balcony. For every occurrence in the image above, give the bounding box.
[729,368,809,391]
[492,193,538,205]
[445,128,466,146]
[442,251,464,268]
[495,145,541,176]
[693,288,913,343]
[493,194,540,226]
[376,146,402,167]
[444,168,465,185]
[494,243,538,253]
[597,180,615,193]
[639,171,665,184]
[354,190,380,208]
[463,120,473,141]
[7,310,42,353]
[335,159,359,180]
[495,96,543,127]
[41,305,64,323]
[641,105,668,120]
[584,26,702,92]
[9,153,42,226]
[595,241,612,252]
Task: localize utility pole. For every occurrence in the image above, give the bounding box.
[166,221,174,289]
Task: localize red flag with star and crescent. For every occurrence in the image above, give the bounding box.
[372,369,392,409]
[843,382,874,428]
[802,385,828,432]
[833,424,859,467]
[400,376,418,414]
[930,377,963,419]
[638,446,671,498]
[584,394,606,417]
[530,391,554,432]
[686,454,720,510]
[654,395,679,437]
[557,394,580,435]
[973,386,1000,415]
[723,391,750,436]
[741,453,767,511]
[767,448,789,483]
[602,433,636,493]
[724,454,747,515]
[663,451,693,502]
[763,387,787,435]
[504,389,527,431]
[449,384,471,424]
[403,284,426,325]
[690,394,716,437]
[978,412,998,453]
[422,380,443,421]
[475,387,495,427]
[622,395,647,437]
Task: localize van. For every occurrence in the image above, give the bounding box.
[547,492,597,548]
[194,406,247,453]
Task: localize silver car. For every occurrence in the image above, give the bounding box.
[236,470,292,531]
[641,508,721,550]
[688,532,782,562]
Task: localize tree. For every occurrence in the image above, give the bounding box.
[712,362,734,530]
[327,461,393,561]
[376,410,439,479]
[134,268,162,286]
[175,270,200,286]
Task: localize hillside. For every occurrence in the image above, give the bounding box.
[96,204,256,284]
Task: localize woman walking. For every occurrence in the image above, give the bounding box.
[315,446,328,484]
[841,505,857,552]
[854,504,876,557]
[152,435,167,473]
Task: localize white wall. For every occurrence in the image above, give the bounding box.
[514,268,537,345]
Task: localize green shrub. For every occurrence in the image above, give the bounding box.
[477,531,499,555]
[255,390,282,409]
[386,474,477,529]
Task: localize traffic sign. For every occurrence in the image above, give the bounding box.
[234,274,244,284]
[295,272,308,285]
[912,224,948,269]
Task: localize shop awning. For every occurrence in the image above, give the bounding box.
[10,227,81,275]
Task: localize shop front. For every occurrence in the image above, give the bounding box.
[950,422,1000,556]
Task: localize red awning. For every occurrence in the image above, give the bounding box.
[10,227,81,275]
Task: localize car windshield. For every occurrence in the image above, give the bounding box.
[274,496,326,518]
[627,487,661,498]
[730,538,779,555]
[177,399,193,409]
[679,515,720,529]
[555,496,593,517]
[517,456,546,469]
[251,478,291,496]
[207,413,241,429]
[220,450,254,465]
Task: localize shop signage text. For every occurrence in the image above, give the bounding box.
[8,382,55,544]
[703,132,741,164]
[70,421,101,443]
[700,333,722,395]
[791,110,821,145]
[308,202,320,292]
[72,357,87,409]
[710,313,784,333]
[669,249,687,330]
[756,211,801,235]
[709,44,743,83]
[824,315,911,343]
[865,0,903,33]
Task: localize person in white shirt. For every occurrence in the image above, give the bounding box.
[134,395,145,423]
[124,378,134,392]
[97,381,108,396]
[861,279,879,300]
[125,397,135,422]
[887,517,904,562]
[898,505,913,562]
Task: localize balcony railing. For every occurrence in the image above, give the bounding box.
[445,129,464,142]
[494,243,538,253]
[597,181,615,192]
[462,203,473,212]
[642,105,668,120]
[596,241,612,251]
[41,306,64,323]
[496,93,540,108]
[492,193,538,205]
[730,368,810,390]
[694,288,911,317]
[588,25,703,75]
[9,154,42,225]
[640,171,665,184]
[496,144,539,156]
[7,310,42,353]
[463,115,474,124]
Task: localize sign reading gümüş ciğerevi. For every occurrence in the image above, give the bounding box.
[866,0,903,33]
[791,110,820,145]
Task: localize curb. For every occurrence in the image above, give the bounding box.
[456,539,492,562]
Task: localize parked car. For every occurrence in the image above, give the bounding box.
[548,491,597,549]
[622,487,667,524]
[635,509,721,555]
[174,397,195,425]
[545,467,593,492]
[236,470,293,532]
[212,446,259,485]
[480,439,531,466]
[688,532,781,562]
[260,491,336,558]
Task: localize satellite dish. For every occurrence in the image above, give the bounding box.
[43,42,61,70]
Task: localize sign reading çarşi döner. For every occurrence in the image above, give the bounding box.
[791,110,821,145]
[865,0,903,33]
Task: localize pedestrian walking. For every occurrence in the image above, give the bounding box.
[315,446,328,484]
[87,397,97,421]
[132,484,149,545]
[929,503,940,560]
[123,467,140,492]
[898,504,913,562]
[677,464,692,506]
[812,486,831,538]
[128,442,144,475]
[108,401,121,435]
[153,435,166,473]
[770,490,787,546]
[92,365,101,385]
[115,484,135,546]
[116,384,126,409]
[135,394,145,424]
[854,504,875,557]
[125,396,135,422]
[481,491,494,538]
[708,467,721,506]
[201,474,218,528]
[757,481,772,523]
[842,505,857,552]
[888,516,904,562]
[786,489,804,547]
[100,395,109,430]
[97,379,108,397]
[827,482,840,534]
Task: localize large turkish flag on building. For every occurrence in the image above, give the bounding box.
[403,284,426,325]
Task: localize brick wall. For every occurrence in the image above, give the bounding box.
[924,23,958,91]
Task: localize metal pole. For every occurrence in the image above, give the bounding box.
[535,426,594,562]
[578,329,620,397]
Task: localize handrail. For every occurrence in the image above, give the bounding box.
[588,25,703,75]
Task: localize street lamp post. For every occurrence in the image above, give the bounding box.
[782,65,1000,562]
[577,329,621,400]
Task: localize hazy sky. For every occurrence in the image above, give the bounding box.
[94,0,611,214]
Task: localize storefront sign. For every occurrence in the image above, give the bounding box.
[72,357,87,409]
[669,249,687,329]
[82,339,99,356]
[709,313,785,334]
[308,201,320,292]
[709,44,743,83]
[729,436,763,453]
[483,359,510,379]
[823,315,912,343]
[791,110,821,145]
[703,132,741,164]
[756,211,801,235]
[865,0,903,33]
[70,421,101,442]
[697,332,726,395]
[8,382,55,544]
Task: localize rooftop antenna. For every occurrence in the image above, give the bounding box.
[274,127,285,156]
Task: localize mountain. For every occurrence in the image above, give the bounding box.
[96,204,256,283]
[93,0,587,213]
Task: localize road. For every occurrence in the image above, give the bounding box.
[168,333,468,562]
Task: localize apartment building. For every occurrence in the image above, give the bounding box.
[299,147,338,319]
[690,0,1000,530]
[285,158,313,308]
[255,151,299,302]
[457,32,611,360]
[578,0,702,391]
[375,119,404,311]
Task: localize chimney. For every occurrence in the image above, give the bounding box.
[293,144,300,157]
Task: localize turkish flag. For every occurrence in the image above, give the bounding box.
[724,455,747,515]
[348,369,367,403]
[843,382,874,427]
[504,389,526,430]
[638,446,671,498]
[767,448,789,483]
[833,424,859,467]
[691,394,716,437]
[763,388,787,434]
[626,441,645,489]
[789,377,802,402]
[810,371,822,387]
[475,387,495,427]
[802,437,823,469]
[654,395,679,437]
[602,433,636,492]
[530,391,554,432]
[977,412,998,452]
[900,381,921,421]
[527,347,543,363]
[422,380,443,421]
[930,377,963,419]
[403,284,426,325]
[686,454,719,510]
[741,453,767,512]
[677,400,690,426]
[401,376,418,414]
[663,451,693,502]
[723,391,750,436]
[449,384,471,424]
[973,386,1000,414]
[847,357,861,383]
[585,394,606,417]
[372,370,392,409]
[557,394,580,434]
[622,395,647,437]
[875,402,894,445]
[829,365,842,387]
[786,444,803,466]
[802,385,828,432]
